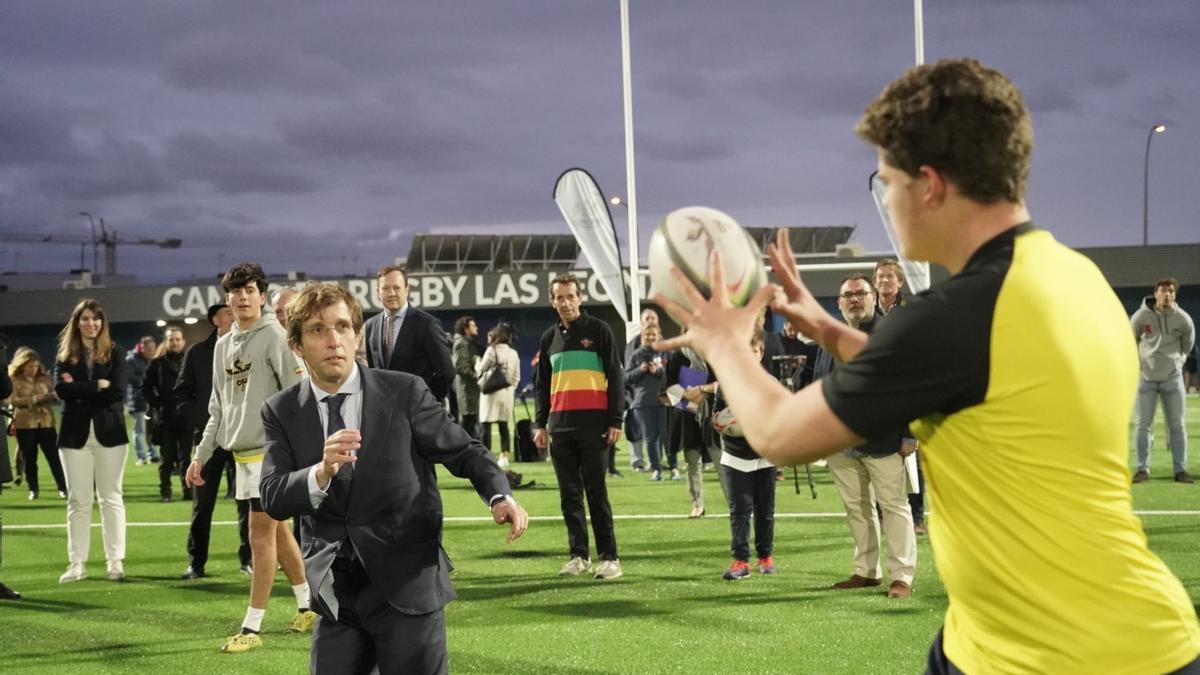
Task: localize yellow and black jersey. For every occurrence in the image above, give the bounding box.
[823,223,1200,674]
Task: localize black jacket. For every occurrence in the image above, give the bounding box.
[143,350,189,431]
[1,359,12,484]
[365,306,455,402]
[174,329,218,442]
[56,346,130,449]
[261,367,510,617]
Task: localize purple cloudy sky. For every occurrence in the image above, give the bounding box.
[1,0,1197,283]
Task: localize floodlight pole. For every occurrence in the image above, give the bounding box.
[914,0,924,65]
[1143,123,1167,246]
[619,0,641,325]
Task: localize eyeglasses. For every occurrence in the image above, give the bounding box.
[302,322,357,339]
[838,290,873,300]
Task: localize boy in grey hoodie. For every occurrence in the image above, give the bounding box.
[1130,277,1195,484]
[185,263,314,652]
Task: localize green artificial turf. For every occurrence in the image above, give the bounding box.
[1,399,1197,674]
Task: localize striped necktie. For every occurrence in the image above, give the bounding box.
[384,312,396,364]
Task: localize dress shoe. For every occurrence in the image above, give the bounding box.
[1131,469,1150,484]
[1175,471,1195,484]
[832,574,882,590]
[888,580,913,599]
[180,567,206,580]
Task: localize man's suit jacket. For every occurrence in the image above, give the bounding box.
[364,307,454,402]
[260,367,509,617]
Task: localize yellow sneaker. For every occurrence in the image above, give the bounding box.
[288,610,318,634]
[221,631,263,653]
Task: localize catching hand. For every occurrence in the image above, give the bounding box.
[766,229,833,339]
[317,429,360,487]
[492,500,529,544]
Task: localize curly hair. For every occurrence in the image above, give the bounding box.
[454,316,475,336]
[856,58,1033,204]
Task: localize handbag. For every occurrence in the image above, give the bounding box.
[479,365,510,395]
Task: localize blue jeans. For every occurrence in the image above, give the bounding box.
[632,406,667,472]
[131,412,158,461]
[1133,374,1188,474]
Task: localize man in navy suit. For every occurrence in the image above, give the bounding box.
[364,266,454,403]
[261,283,528,674]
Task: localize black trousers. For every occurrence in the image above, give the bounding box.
[481,421,509,454]
[726,466,776,561]
[460,414,479,440]
[909,451,926,524]
[186,447,251,571]
[158,427,191,499]
[15,427,66,494]
[549,430,617,561]
[311,557,447,675]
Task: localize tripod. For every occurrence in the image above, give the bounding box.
[771,355,817,499]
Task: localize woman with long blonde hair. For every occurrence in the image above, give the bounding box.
[8,347,67,500]
[54,298,129,583]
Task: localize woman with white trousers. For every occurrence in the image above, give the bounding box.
[54,298,130,583]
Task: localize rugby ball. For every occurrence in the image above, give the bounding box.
[711,406,743,437]
[648,206,768,312]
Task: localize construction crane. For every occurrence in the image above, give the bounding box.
[0,217,181,276]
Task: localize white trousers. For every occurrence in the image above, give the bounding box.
[826,452,916,585]
[59,432,128,564]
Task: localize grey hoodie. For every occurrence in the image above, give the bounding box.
[1131,296,1195,381]
[193,312,303,464]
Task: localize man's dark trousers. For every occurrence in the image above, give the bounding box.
[310,557,447,675]
[187,447,251,571]
[550,430,617,561]
[157,427,191,500]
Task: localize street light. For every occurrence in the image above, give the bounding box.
[1143,123,1167,246]
[78,211,98,270]
[609,195,627,209]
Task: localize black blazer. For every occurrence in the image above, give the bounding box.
[364,306,454,402]
[173,329,217,440]
[55,345,130,449]
[1,359,12,484]
[260,367,510,617]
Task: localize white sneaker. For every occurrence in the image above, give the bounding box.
[135,458,147,466]
[497,455,510,468]
[59,562,87,584]
[106,560,125,581]
[558,556,591,576]
[594,559,623,580]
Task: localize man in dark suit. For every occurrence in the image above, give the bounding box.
[364,265,454,403]
[261,283,528,674]
[174,303,252,579]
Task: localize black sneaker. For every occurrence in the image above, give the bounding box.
[179,566,206,580]
[0,582,21,600]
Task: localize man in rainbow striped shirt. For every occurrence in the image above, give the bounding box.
[534,274,625,580]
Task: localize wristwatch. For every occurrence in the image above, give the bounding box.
[489,494,516,510]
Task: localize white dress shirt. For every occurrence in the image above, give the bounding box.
[307,363,363,507]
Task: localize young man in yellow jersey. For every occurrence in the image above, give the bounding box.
[655,58,1200,674]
